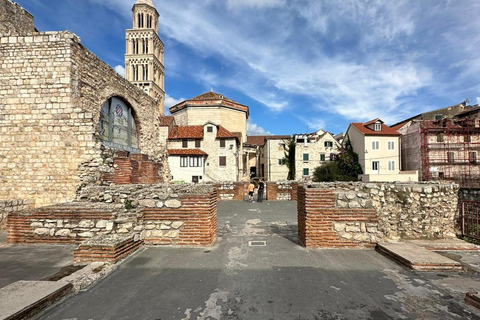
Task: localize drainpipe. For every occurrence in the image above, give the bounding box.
[268,140,271,181]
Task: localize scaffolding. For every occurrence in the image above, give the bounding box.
[421,118,480,187]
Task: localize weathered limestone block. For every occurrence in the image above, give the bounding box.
[165,199,181,208]
[34,228,50,236]
[139,199,156,208]
[79,220,94,228]
[334,222,346,232]
[55,229,71,237]
[171,221,183,229]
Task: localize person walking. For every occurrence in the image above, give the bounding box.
[248,181,255,202]
[257,178,265,203]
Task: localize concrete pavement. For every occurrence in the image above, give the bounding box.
[38,200,480,320]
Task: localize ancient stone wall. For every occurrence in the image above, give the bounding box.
[298,182,459,248]
[0,0,35,36]
[0,30,163,207]
[0,199,34,229]
[7,184,217,246]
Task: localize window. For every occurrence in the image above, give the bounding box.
[434,114,443,120]
[324,141,333,148]
[195,140,201,148]
[180,156,188,167]
[98,97,139,152]
[372,141,379,150]
[207,126,213,133]
[447,152,455,163]
[220,139,226,148]
[278,143,286,150]
[192,176,199,183]
[182,140,188,148]
[189,156,201,167]
[330,153,337,161]
[387,141,395,150]
[219,156,226,166]
[470,152,477,164]
[278,158,286,165]
[320,153,326,162]
[372,161,379,171]
[303,153,309,162]
[296,138,305,143]
[388,160,395,171]
[374,123,382,131]
[437,133,443,142]
[303,168,309,176]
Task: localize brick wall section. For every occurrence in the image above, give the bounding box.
[101,152,163,185]
[297,186,378,248]
[0,0,35,36]
[74,235,142,263]
[7,205,117,244]
[141,192,217,246]
[0,199,34,229]
[213,181,297,201]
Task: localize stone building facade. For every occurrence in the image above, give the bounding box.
[0,1,164,207]
[169,92,249,180]
[294,129,342,180]
[166,122,240,182]
[125,0,165,112]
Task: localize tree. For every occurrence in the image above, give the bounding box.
[313,136,362,182]
[283,138,296,180]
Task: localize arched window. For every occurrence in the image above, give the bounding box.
[98,97,140,152]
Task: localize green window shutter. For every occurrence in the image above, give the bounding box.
[320,154,325,161]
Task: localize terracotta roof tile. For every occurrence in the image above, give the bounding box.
[168,126,204,139]
[216,125,239,139]
[350,120,400,136]
[167,149,208,156]
[247,136,268,146]
[158,116,175,127]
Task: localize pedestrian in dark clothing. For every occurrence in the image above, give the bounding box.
[258,178,265,202]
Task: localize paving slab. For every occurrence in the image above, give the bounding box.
[408,239,479,251]
[0,281,72,320]
[0,244,76,289]
[377,242,462,271]
[37,201,480,320]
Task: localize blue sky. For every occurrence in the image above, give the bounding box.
[15,0,480,136]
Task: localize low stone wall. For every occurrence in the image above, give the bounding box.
[298,182,459,248]
[211,181,297,201]
[214,182,247,200]
[266,181,298,201]
[7,184,217,247]
[0,199,34,229]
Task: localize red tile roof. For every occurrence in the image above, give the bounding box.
[247,135,291,146]
[158,116,175,127]
[350,120,400,136]
[168,126,204,139]
[167,149,208,156]
[217,126,239,139]
[169,91,249,117]
[247,136,267,146]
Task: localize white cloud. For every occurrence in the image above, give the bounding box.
[114,65,125,77]
[226,0,285,10]
[164,93,185,115]
[247,118,271,135]
[91,0,480,125]
[476,97,480,105]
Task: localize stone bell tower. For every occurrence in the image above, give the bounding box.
[125,0,165,112]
